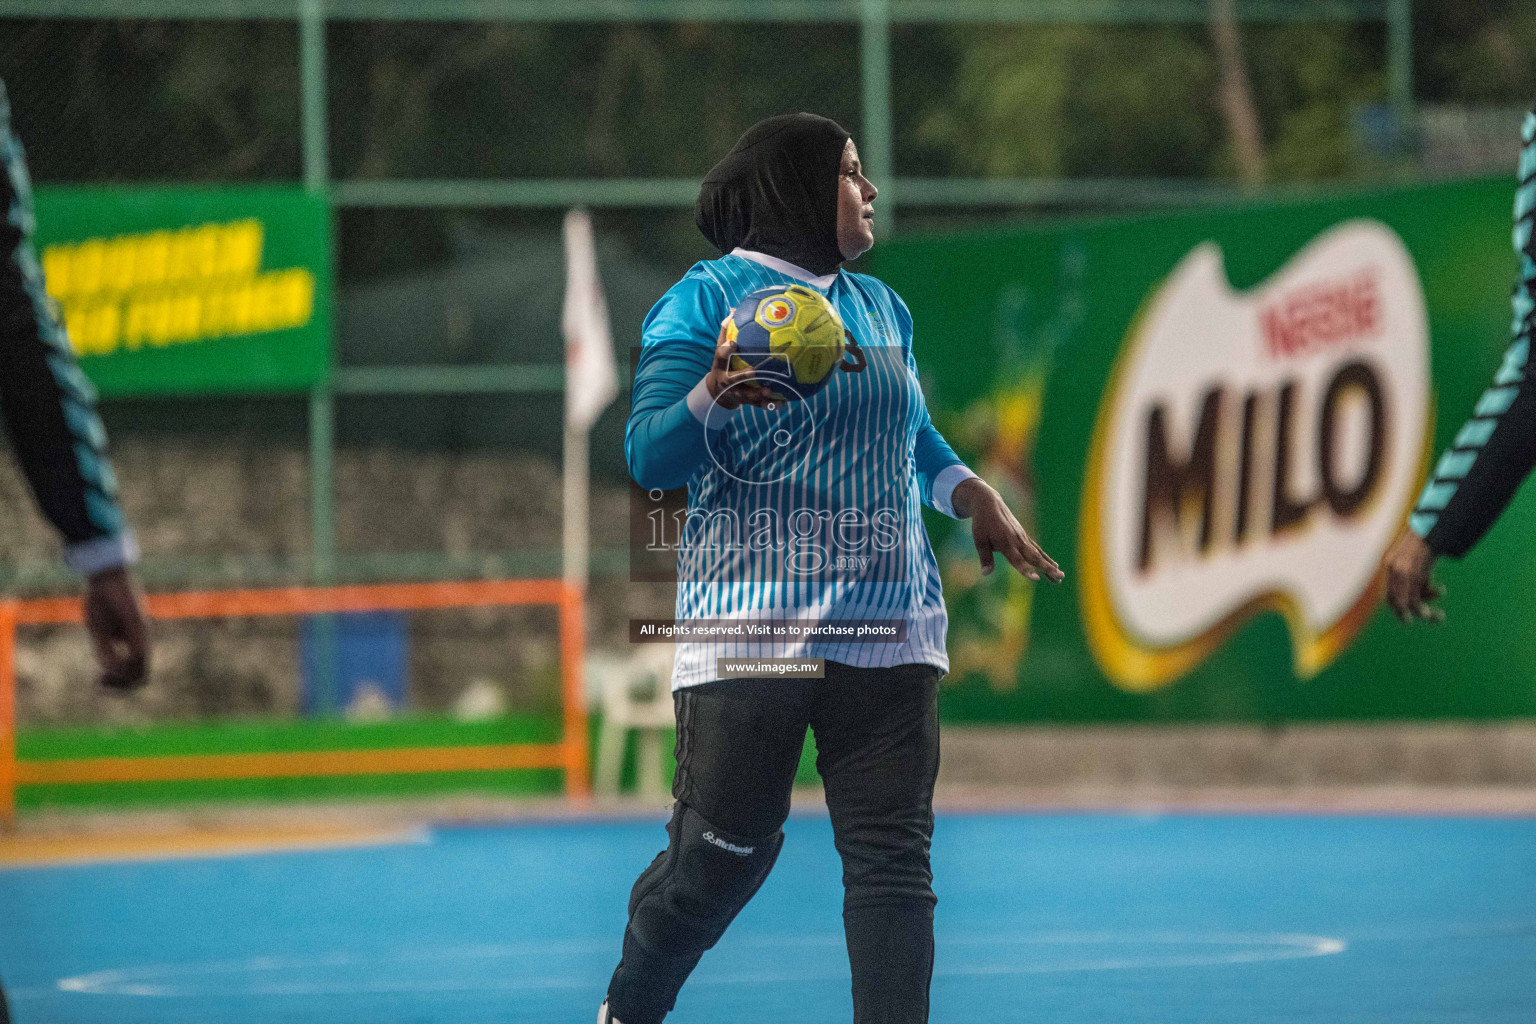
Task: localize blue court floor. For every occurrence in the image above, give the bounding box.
[0,811,1532,1023]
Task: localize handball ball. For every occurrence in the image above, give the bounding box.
[725,284,846,400]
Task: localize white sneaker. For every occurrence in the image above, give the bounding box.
[597,999,623,1024]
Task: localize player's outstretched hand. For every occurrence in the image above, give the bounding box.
[706,320,782,411]
[952,478,1064,583]
[1382,527,1444,625]
[84,566,150,690]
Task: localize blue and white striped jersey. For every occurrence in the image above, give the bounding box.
[625,249,976,689]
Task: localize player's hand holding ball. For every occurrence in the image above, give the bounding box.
[706,320,782,412]
[705,285,863,411]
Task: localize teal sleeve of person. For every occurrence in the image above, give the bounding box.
[624,271,731,492]
[1409,101,1536,557]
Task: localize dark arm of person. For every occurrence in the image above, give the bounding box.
[1,83,146,688]
[1409,111,1536,558]
[0,119,135,573]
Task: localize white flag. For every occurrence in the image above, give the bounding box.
[562,209,618,431]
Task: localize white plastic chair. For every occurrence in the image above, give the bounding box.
[591,645,676,798]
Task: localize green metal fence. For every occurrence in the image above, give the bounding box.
[0,0,1415,586]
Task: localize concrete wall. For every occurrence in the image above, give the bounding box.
[0,438,670,727]
[938,722,1536,791]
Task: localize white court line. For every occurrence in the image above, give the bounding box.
[1328,919,1536,942]
[43,931,1347,999]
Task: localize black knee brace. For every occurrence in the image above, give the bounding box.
[609,803,784,1022]
[629,802,783,951]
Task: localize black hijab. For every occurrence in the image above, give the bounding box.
[696,113,852,277]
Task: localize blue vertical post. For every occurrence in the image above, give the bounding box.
[1387,0,1414,158]
[308,387,338,712]
[302,0,339,712]
[860,0,894,235]
[301,0,329,196]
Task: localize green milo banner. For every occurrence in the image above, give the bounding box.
[31,186,332,395]
[871,177,1536,723]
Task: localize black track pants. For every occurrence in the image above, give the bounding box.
[605,660,941,1024]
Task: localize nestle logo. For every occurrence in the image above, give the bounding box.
[1082,222,1430,691]
[1260,269,1380,358]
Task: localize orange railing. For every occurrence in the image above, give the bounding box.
[0,580,589,821]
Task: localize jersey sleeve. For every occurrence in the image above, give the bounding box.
[1409,104,1536,558]
[886,284,977,519]
[623,273,734,492]
[0,82,135,575]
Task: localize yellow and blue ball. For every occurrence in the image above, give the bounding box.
[725,284,846,401]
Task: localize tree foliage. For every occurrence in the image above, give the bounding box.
[3,10,1534,190]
